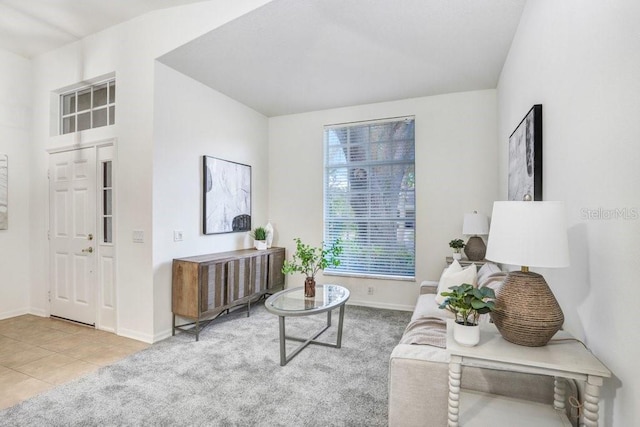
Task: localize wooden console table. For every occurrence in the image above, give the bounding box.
[446,320,611,426]
[172,247,285,340]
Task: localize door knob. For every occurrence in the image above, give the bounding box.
[82,247,93,253]
[88,233,94,241]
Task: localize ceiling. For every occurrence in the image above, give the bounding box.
[159,0,527,117]
[0,0,203,58]
[0,0,527,117]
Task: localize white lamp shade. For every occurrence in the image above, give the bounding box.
[485,201,570,268]
[462,212,489,235]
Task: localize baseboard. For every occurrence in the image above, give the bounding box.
[347,300,414,312]
[117,327,154,344]
[29,308,49,317]
[0,307,29,320]
[153,328,173,343]
[97,325,116,334]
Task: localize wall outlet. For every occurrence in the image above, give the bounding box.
[367,286,374,295]
[173,230,184,242]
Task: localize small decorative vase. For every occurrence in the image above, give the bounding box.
[304,277,316,298]
[254,240,267,250]
[452,252,462,260]
[265,222,274,248]
[453,321,480,347]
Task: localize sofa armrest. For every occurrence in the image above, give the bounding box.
[389,345,450,427]
[419,280,438,295]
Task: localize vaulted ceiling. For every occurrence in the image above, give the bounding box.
[1,0,527,117]
[159,0,527,116]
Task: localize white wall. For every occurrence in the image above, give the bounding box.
[26,0,272,341]
[497,1,640,425]
[269,90,498,310]
[152,63,269,339]
[0,49,31,319]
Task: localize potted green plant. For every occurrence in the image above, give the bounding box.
[449,238,465,260]
[281,237,342,297]
[439,283,495,346]
[251,226,268,250]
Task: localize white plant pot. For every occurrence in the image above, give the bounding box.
[453,321,480,347]
[452,252,462,260]
[254,240,267,250]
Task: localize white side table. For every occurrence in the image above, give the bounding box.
[446,320,611,427]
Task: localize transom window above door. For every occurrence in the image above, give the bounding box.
[60,79,115,135]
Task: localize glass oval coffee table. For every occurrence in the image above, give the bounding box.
[265,284,350,366]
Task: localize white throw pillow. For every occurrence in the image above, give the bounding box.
[477,262,502,286]
[445,259,463,276]
[435,261,478,305]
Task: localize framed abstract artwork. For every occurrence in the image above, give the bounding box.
[0,154,6,230]
[508,104,542,201]
[202,156,251,234]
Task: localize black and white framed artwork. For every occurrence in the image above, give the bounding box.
[203,156,251,234]
[508,104,542,201]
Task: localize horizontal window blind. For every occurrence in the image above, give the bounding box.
[324,117,415,279]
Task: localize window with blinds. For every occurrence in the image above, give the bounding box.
[324,117,415,279]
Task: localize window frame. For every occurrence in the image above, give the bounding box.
[60,79,115,135]
[101,160,114,245]
[323,116,416,280]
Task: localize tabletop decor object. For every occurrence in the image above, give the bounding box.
[439,283,495,346]
[281,238,342,297]
[485,201,569,347]
[265,221,274,248]
[449,238,465,260]
[251,226,267,250]
[462,211,489,261]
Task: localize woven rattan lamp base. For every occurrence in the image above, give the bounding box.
[490,271,564,347]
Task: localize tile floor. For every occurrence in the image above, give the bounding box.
[0,314,149,410]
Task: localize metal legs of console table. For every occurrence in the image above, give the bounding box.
[277,305,346,366]
[172,301,251,341]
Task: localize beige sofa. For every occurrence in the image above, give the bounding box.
[388,275,577,427]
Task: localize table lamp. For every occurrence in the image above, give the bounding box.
[462,211,489,261]
[485,201,570,347]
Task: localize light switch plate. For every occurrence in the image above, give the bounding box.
[173,230,183,242]
[132,230,144,243]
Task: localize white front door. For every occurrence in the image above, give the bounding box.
[49,147,97,325]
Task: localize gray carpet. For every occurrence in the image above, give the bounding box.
[0,302,411,426]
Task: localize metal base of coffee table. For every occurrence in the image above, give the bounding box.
[265,284,350,366]
[277,305,345,366]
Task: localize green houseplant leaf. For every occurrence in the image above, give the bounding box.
[251,226,267,241]
[438,283,495,325]
[449,239,465,253]
[281,237,343,279]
